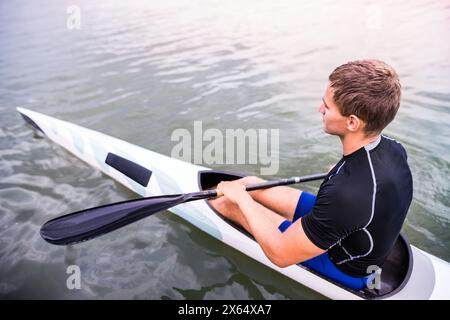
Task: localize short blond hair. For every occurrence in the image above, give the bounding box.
[329,60,401,134]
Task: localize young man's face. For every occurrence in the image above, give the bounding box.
[318,84,348,136]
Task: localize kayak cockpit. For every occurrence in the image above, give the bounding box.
[360,233,413,299]
[198,170,414,300]
[198,169,246,191]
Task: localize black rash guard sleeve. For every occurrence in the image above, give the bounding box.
[301,173,370,250]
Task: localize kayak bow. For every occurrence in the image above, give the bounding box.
[17,107,450,300]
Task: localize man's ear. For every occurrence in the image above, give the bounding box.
[347,115,362,132]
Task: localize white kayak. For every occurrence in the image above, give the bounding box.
[17,107,450,300]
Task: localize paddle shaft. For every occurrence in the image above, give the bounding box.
[182,172,328,201]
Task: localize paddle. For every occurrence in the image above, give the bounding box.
[40,172,327,245]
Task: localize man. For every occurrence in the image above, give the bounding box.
[209,60,413,290]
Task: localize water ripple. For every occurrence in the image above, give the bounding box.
[1,0,449,299]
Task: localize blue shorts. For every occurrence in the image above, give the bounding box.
[278,192,370,291]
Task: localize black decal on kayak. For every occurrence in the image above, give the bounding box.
[105,152,151,187]
[20,113,45,135]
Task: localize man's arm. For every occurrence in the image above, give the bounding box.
[217,181,325,268]
[237,176,302,221]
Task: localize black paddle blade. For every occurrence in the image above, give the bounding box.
[40,194,188,245]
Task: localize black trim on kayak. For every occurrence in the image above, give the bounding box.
[105,152,152,187]
[198,169,414,299]
[19,112,45,135]
[367,233,413,299]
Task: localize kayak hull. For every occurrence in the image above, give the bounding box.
[17,107,450,300]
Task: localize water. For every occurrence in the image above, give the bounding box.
[1,0,449,299]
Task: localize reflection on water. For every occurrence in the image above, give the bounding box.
[0,0,449,299]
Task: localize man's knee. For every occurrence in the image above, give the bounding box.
[209,196,235,211]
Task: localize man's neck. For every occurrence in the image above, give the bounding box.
[340,132,381,156]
